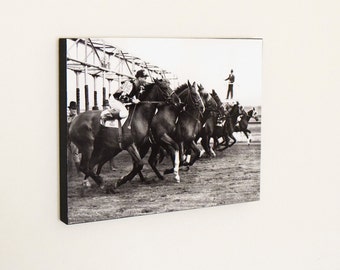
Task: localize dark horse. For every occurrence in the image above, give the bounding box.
[196,86,220,157]
[213,101,242,150]
[69,79,178,190]
[209,89,227,149]
[234,107,259,145]
[161,81,205,176]
[146,83,183,182]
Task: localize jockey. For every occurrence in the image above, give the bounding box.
[236,105,247,124]
[100,69,149,125]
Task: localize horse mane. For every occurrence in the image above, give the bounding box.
[175,83,189,95]
[211,91,223,107]
[139,82,156,100]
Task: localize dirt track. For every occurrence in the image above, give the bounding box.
[66,124,261,224]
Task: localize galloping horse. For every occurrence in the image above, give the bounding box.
[147,84,183,182]
[234,107,259,145]
[163,81,205,175]
[213,102,242,150]
[197,86,220,157]
[69,79,177,190]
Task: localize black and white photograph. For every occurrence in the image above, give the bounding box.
[3,0,340,268]
[60,37,262,224]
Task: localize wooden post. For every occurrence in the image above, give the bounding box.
[75,71,80,114]
[84,39,89,111]
[108,78,114,98]
[102,71,106,107]
[92,75,99,110]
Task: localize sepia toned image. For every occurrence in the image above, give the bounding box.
[60,38,262,224]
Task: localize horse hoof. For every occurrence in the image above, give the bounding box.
[180,166,189,171]
[82,179,91,188]
[174,175,180,183]
[106,187,116,194]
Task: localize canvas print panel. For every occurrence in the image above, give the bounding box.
[60,38,262,224]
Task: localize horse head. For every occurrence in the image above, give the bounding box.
[156,78,182,109]
[188,81,205,114]
[140,79,180,106]
[210,89,225,115]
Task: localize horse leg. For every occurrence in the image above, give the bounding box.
[87,146,120,189]
[243,130,251,145]
[187,141,202,166]
[217,134,230,151]
[78,144,104,188]
[180,142,186,165]
[200,132,210,158]
[148,144,164,180]
[247,129,252,144]
[115,144,143,188]
[213,136,220,150]
[160,134,180,183]
[165,138,185,176]
[158,146,167,164]
[229,134,237,147]
[94,149,121,175]
[136,141,151,182]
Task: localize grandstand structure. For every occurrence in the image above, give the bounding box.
[66,38,178,112]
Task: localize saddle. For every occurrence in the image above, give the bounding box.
[100,110,128,149]
[100,110,127,128]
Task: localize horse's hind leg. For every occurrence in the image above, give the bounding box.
[230,136,237,147]
[115,144,143,188]
[78,144,103,187]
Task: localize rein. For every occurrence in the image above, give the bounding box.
[126,83,176,128]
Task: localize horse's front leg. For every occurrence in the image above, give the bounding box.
[148,143,164,180]
[244,129,252,145]
[161,134,180,183]
[228,134,237,147]
[187,140,202,166]
[137,141,151,182]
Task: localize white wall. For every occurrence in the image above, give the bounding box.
[1,1,339,269]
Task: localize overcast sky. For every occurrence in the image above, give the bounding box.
[67,38,262,108]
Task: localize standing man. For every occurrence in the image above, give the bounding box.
[67,101,82,178]
[225,69,235,99]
